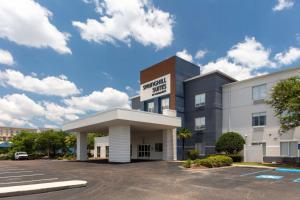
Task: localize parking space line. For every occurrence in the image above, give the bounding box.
[0,174,45,179]
[240,169,273,177]
[0,169,26,172]
[0,178,59,185]
[0,171,33,175]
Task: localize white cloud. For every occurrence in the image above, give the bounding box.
[195,50,207,60]
[274,47,300,65]
[273,0,294,11]
[125,85,139,96]
[176,49,193,62]
[0,93,44,127]
[73,0,174,49]
[0,69,80,97]
[0,49,14,66]
[102,72,113,80]
[201,37,275,80]
[201,58,253,80]
[227,37,275,69]
[64,87,130,112]
[0,0,71,54]
[43,102,84,124]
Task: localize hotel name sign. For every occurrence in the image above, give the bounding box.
[140,74,171,101]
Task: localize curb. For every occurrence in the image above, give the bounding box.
[0,180,87,198]
[233,164,276,169]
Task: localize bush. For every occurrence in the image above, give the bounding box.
[228,154,243,162]
[193,155,233,168]
[187,149,199,160]
[215,132,245,154]
[183,159,193,168]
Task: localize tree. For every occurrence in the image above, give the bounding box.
[177,128,192,160]
[215,132,245,154]
[65,134,77,153]
[34,130,66,158]
[10,131,37,154]
[267,76,300,133]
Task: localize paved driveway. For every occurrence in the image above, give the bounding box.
[0,160,300,200]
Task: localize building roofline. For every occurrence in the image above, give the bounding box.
[130,95,140,99]
[184,70,237,82]
[222,66,300,87]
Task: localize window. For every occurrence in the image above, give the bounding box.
[252,112,266,126]
[155,143,163,152]
[252,84,267,101]
[195,117,205,130]
[161,97,169,111]
[195,143,204,155]
[105,146,109,158]
[280,142,298,157]
[195,93,205,107]
[147,102,154,113]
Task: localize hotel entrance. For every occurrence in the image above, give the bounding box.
[138,144,150,159]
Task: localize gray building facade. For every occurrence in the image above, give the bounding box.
[131,56,236,159]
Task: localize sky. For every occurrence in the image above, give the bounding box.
[0,0,299,129]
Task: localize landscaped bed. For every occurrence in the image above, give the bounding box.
[183,155,233,168]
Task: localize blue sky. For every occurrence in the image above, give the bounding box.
[0,0,299,128]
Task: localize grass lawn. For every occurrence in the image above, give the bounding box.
[234,162,300,169]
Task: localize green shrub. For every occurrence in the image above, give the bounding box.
[187,149,199,160]
[228,154,243,162]
[194,155,233,168]
[215,132,245,154]
[183,159,193,168]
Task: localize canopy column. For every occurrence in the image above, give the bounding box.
[77,132,87,161]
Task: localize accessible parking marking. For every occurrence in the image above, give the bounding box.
[239,169,273,177]
[256,175,283,180]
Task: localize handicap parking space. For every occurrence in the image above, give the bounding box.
[217,167,300,184]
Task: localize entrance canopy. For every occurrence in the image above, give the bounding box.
[63,108,181,133]
[63,108,181,162]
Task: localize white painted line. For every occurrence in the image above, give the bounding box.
[0,178,59,185]
[0,171,33,175]
[0,169,26,172]
[0,180,87,198]
[240,169,273,177]
[0,174,44,179]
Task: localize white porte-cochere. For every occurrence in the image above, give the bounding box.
[63,108,181,163]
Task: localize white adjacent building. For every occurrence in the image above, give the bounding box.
[222,67,300,162]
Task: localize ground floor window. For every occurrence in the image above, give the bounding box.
[97,146,101,157]
[280,141,298,157]
[195,143,204,155]
[155,143,163,152]
[106,146,109,158]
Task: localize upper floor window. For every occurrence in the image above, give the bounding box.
[147,102,154,113]
[252,84,267,101]
[252,112,266,127]
[195,117,205,130]
[195,93,205,108]
[161,97,170,111]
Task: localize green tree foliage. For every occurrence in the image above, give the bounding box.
[177,128,192,160]
[215,132,245,154]
[65,134,76,150]
[34,130,66,157]
[267,76,300,133]
[10,131,37,154]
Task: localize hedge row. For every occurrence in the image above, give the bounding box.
[183,155,233,168]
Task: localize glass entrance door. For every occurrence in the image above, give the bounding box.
[138,144,150,159]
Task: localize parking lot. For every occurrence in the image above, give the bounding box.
[0,160,300,200]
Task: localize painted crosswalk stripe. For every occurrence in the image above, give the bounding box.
[0,174,44,179]
[0,171,33,175]
[0,178,59,185]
